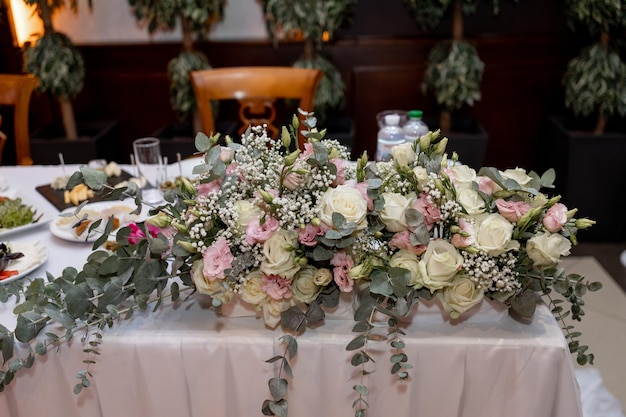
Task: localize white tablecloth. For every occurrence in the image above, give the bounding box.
[0,165,584,417]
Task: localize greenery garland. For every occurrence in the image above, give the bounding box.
[168,51,211,120]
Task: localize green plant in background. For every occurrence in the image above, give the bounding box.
[403,0,514,134]
[128,0,226,128]
[22,0,92,140]
[263,0,355,122]
[562,0,626,135]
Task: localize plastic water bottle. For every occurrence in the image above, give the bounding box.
[376,113,404,161]
[403,110,429,144]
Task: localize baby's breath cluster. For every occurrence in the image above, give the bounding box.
[462,251,521,293]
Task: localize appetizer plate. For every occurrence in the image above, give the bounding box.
[0,240,49,284]
[0,191,51,239]
[50,200,146,243]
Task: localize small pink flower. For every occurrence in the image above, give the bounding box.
[331,251,354,292]
[197,180,221,196]
[543,203,568,233]
[354,181,374,211]
[389,231,427,255]
[245,216,280,245]
[450,218,476,248]
[330,158,347,186]
[477,176,500,195]
[297,223,326,247]
[262,274,293,300]
[301,143,315,159]
[128,222,160,245]
[202,237,234,281]
[412,194,441,230]
[495,199,531,223]
[283,171,305,191]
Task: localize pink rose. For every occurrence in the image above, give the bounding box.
[477,176,500,195]
[412,194,441,230]
[245,216,280,245]
[301,143,315,159]
[262,274,293,300]
[330,158,347,186]
[450,218,476,248]
[297,223,327,247]
[202,237,234,281]
[128,222,160,245]
[543,203,568,233]
[389,231,427,255]
[495,199,531,223]
[197,179,221,196]
[354,181,374,211]
[331,251,354,292]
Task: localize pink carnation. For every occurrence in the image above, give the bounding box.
[128,222,160,245]
[331,252,354,292]
[202,237,234,281]
[330,158,347,186]
[495,199,531,223]
[197,180,221,196]
[262,274,293,300]
[301,143,315,159]
[245,216,280,245]
[297,223,327,247]
[543,203,568,233]
[412,194,441,230]
[477,176,500,195]
[450,218,476,248]
[389,231,427,255]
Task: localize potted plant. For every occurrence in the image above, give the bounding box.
[128,0,226,160]
[22,0,121,164]
[403,0,510,168]
[262,0,356,150]
[547,0,626,241]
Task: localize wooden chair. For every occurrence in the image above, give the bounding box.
[190,66,323,150]
[0,74,38,165]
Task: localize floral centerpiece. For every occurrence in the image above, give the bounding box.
[0,112,600,417]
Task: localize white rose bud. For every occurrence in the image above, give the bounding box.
[391,142,416,166]
[379,192,415,232]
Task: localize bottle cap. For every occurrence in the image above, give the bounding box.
[408,110,423,119]
[384,114,400,125]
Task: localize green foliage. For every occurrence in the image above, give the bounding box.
[127,0,226,33]
[167,51,211,120]
[263,335,297,417]
[422,40,484,112]
[21,0,92,13]
[23,32,85,98]
[564,0,626,37]
[403,0,507,31]
[563,42,626,119]
[293,54,345,123]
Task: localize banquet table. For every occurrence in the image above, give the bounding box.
[0,164,584,417]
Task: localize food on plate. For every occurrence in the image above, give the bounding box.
[63,183,95,206]
[0,196,40,229]
[50,175,70,190]
[104,161,122,177]
[55,204,140,239]
[0,242,24,280]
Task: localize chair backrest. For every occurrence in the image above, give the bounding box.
[0,74,38,165]
[190,66,323,150]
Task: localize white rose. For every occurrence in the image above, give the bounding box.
[526,232,571,267]
[448,165,476,190]
[500,167,532,188]
[191,260,234,304]
[319,184,368,231]
[437,276,484,319]
[474,213,520,256]
[313,267,333,286]
[420,240,464,291]
[262,298,296,328]
[457,188,486,215]
[390,249,422,287]
[235,200,262,231]
[260,228,301,278]
[292,266,324,303]
[379,192,415,232]
[239,270,268,305]
[413,166,430,190]
[391,142,415,166]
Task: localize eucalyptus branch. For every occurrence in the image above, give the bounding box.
[347,305,377,417]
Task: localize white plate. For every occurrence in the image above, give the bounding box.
[1,240,48,284]
[0,192,51,239]
[50,200,146,243]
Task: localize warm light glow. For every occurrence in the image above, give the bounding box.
[7,0,43,46]
[322,31,330,42]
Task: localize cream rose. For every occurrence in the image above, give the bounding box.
[526,232,571,267]
[390,249,422,287]
[457,188,486,215]
[239,270,269,305]
[448,165,476,190]
[319,184,368,231]
[391,142,416,166]
[235,200,262,232]
[420,240,464,291]
[313,267,333,286]
[292,266,324,303]
[191,260,234,304]
[262,298,296,329]
[474,213,520,256]
[501,167,532,188]
[437,276,484,319]
[379,192,415,232]
[260,228,301,278]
